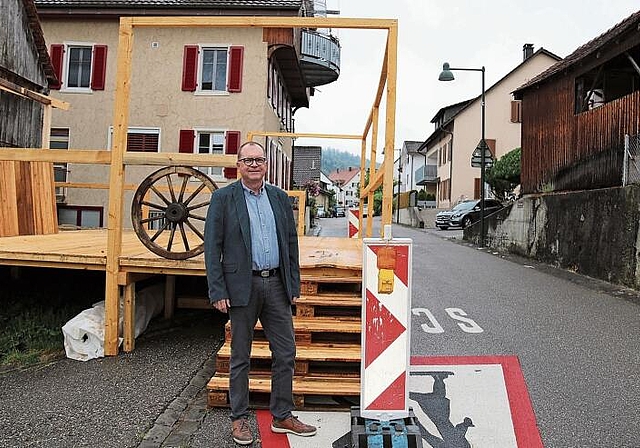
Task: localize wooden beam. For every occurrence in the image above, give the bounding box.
[367,107,379,238]
[363,42,388,137]
[381,22,398,232]
[122,281,135,352]
[123,152,237,167]
[0,77,70,110]
[105,17,134,356]
[0,149,112,164]
[130,16,397,30]
[287,190,306,236]
[247,131,362,140]
[361,162,385,198]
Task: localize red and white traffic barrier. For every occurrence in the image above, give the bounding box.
[361,227,412,420]
[348,208,360,238]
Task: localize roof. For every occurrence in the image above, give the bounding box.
[22,0,57,84]
[515,10,640,93]
[327,167,359,185]
[402,141,424,154]
[292,146,321,187]
[35,0,301,8]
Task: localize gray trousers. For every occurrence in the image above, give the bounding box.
[228,274,295,421]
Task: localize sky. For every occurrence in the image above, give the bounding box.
[293,0,640,161]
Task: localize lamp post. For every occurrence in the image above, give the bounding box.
[438,62,487,247]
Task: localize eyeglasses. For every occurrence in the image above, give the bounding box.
[238,157,267,166]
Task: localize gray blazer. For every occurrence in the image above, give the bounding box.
[204,180,301,307]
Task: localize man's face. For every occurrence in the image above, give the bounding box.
[237,144,267,184]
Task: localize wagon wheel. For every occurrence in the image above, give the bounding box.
[131,166,217,260]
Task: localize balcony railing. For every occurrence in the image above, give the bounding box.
[300,29,340,86]
[415,164,438,185]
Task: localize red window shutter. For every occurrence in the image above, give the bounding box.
[485,139,496,157]
[224,131,241,179]
[474,178,481,199]
[91,45,108,90]
[182,46,199,91]
[179,129,195,153]
[50,44,64,90]
[228,46,244,93]
[510,100,522,123]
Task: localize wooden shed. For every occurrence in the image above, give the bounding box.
[0,0,64,237]
[514,10,640,194]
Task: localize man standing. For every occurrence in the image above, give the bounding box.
[204,141,317,445]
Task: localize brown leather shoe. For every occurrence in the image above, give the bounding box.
[231,418,253,445]
[271,415,317,437]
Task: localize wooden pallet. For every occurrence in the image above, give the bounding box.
[207,374,361,409]
[224,316,362,346]
[294,293,361,317]
[216,340,361,377]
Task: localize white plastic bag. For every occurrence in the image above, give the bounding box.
[61,283,164,361]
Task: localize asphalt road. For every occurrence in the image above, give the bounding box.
[322,216,639,448]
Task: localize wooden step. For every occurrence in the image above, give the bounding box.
[294,293,361,317]
[207,374,360,410]
[215,340,361,377]
[225,316,362,346]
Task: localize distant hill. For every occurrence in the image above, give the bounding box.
[321,147,378,174]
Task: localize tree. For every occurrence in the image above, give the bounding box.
[485,147,521,201]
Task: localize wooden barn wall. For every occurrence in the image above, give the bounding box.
[0,90,43,148]
[0,0,48,86]
[521,80,640,194]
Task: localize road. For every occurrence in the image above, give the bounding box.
[316,215,640,447]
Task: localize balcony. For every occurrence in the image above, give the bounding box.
[415,164,438,185]
[300,29,340,87]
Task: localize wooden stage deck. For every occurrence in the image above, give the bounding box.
[0,229,362,352]
[0,229,362,274]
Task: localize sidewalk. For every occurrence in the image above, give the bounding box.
[0,310,258,448]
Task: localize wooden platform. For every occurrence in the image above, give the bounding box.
[0,230,364,409]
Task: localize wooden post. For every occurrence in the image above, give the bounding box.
[123,281,136,352]
[381,22,398,230]
[164,275,176,319]
[104,18,134,356]
[367,106,379,238]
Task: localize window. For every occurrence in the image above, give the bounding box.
[182,45,244,93]
[58,206,103,228]
[108,127,160,152]
[50,43,107,91]
[50,128,70,201]
[200,48,227,92]
[196,131,224,178]
[178,129,240,179]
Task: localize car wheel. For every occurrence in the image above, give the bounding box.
[462,216,472,228]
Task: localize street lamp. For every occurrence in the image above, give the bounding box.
[438,62,487,247]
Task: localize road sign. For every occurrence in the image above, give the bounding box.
[471,140,494,168]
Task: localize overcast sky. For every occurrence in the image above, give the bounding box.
[293,0,640,160]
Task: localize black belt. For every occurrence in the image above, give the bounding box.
[252,268,279,278]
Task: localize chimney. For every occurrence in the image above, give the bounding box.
[523,43,534,61]
[349,166,352,171]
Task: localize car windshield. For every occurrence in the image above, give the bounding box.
[452,201,477,211]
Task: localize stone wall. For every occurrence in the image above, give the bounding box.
[464,185,640,289]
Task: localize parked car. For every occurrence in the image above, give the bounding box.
[316,205,326,218]
[334,206,346,217]
[435,199,504,229]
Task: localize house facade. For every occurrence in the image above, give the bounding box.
[419,45,560,209]
[328,166,360,208]
[35,0,340,227]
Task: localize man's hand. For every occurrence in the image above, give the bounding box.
[212,299,230,313]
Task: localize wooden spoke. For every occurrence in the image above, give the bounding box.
[131,166,217,260]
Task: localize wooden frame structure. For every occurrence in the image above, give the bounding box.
[0,16,398,356]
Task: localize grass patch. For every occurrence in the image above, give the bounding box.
[0,267,105,368]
